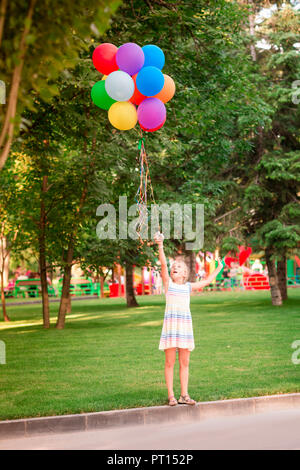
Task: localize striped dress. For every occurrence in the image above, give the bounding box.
[159,279,195,352]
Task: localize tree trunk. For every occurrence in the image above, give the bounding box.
[125,262,138,307]
[117,264,122,297]
[277,254,287,301]
[0,229,9,321]
[184,250,197,282]
[265,249,282,306]
[56,243,74,329]
[0,270,9,322]
[149,266,153,295]
[55,131,95,328]
[3,247,9,287]
[39,175,50,329]
[0,0,8,48]
[141,267,145,295]
[100,275,104,298]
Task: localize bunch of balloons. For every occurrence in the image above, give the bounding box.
[91,42,175,132]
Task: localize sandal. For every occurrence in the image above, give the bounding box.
[178,394,196,405]
[168,395,178,406]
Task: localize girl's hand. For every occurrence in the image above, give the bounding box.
[154,231,164,246]
[217,257,223,269]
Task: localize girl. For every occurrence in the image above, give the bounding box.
[154,232,223,406]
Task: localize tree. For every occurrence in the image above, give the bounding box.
[104,0,268,250]
[0,0,121,170]
[240,4,300,305]
[0,155,27,321]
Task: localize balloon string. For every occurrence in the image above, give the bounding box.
[135,128,160,242]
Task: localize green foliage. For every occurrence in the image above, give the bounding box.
[226,4,300,260]
[0,0,121,125]
[221,236,241,254]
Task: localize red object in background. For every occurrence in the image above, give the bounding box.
[204,261,211,273]
[239,247,252,266]
[244,273,270,290]
[109,283,124,297]
[224,256,238,267]
[295,255,300,268]
[136,283,150,295]
[225,246,252,267]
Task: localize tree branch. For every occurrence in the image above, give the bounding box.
[0,0,7,49]
[0,0,37,170]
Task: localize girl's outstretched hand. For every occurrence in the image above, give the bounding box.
[154,231,164,246]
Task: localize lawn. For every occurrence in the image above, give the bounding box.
[0,289,299,420]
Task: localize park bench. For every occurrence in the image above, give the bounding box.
[14,279,56,298]
[287,275,300,287]
[57,278,93,296]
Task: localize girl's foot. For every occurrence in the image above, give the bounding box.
[168,395,178,406]
[178,394,196,405]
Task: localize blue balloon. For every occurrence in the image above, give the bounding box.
[142,45,165,70]
[136,66,165,97]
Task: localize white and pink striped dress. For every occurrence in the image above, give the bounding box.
[159,279,195,352]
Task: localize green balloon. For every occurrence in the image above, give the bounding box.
[91,81,116,110]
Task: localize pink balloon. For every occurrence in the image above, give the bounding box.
[116,43,144,76]
[137,98,166,130]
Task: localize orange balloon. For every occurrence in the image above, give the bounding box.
[154,74,175,103]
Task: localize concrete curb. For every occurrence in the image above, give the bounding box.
[1,393,299,440]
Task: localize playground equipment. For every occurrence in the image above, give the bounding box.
[244,273,270,290]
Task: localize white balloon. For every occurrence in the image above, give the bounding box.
[105,70,134,101]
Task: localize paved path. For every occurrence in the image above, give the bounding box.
[1,409,299,450]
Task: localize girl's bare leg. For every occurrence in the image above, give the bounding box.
[164,348,177,398]
[178,348,190,397]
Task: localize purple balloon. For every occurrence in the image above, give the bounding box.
[116,43,145,76]
[137,98,166,130]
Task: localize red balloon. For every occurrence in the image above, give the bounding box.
[130,74,146,106]
[92,43,118,75]
[139,118,166,133]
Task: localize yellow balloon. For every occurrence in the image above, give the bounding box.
[108,101,137,131]
[101,75,107,80]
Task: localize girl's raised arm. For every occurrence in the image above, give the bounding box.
[154,232,169,292]
[190,257,223,291]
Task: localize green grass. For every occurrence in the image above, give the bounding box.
[0,289,299,420]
